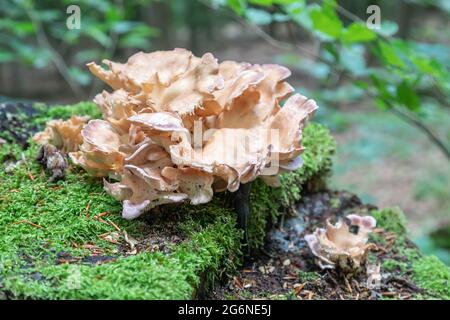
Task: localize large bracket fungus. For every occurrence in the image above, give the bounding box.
[34,49,318,222]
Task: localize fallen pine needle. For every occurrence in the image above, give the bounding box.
[93,216,109,225]
[344,277,353,294]
[97,212,110,218]
[13,220,43,229]
[294,283,305,296]
[98,232,111,238]
[102,238,119,244]
[97,234,119,244]
[84,201,91,218]
[108,220,121,232]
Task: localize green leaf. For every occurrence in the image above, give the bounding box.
[378,41,406,68]
[411,56,442,78]
[354,80,369,89]
[272,13,290,22]
[84,26,111,47]
[309,3,343,40]
[68,67,92,86]
[37,9,61,22]
[118,25,159,50]
[340,45,368,76]
[273,0,298,4]
[227,0,247,15]
[284,1,312,31]
[119,36,150,50]
[249,0,273,6]
[246,8,272,25]
[377,21,398,37]
[105,6,124,22]
[396,81,420,112]
[13,21,35,36]
[374,98,389,111]
[341,22,376,44]
[370,73,393,100]
[111,21,140,34]
[74,49,103,63]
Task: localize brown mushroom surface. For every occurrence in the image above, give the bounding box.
[35,49,318,219]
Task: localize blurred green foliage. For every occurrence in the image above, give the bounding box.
[223,0,449,110]
[0,0,158,89]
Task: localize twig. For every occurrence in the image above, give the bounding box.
[389,104,450,161]
[108,219,122,232]
[13,220,43,229]
[335,4,365,24]
[84,201,91,218]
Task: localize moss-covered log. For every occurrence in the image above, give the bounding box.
[0,102,335,299]
[1,102,448,300]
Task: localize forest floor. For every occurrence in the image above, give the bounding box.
[210,190,425,300]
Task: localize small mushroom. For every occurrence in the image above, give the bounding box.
[36,144,68,182]
[33,115,89,153]
[304,214,377,273]
[69,120,125,177]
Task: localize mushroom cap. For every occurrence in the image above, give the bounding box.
[34,49,319,219]
[305,215,377,271]
[33,115,89,153]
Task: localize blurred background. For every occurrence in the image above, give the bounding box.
[0,0,449,262]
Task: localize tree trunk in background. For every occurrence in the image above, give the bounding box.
[398,1,415,39]
[143,2,172,50]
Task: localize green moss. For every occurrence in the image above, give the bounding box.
[329,197,341,209]
[298,270,320,282]
[412,255,450,299]
[397,246,421,262]
[382,259,408,272]
[369,233,387,246]
[0,142,241,299]
[32,101,101,127]
[368,207,449,299]
[0,102,336,299]
[367,252,379,265]
[371,207,407,237]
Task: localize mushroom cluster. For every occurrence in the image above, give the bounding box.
[35,49,318,219]
[304,215,377,272]
[33,115,90,153]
